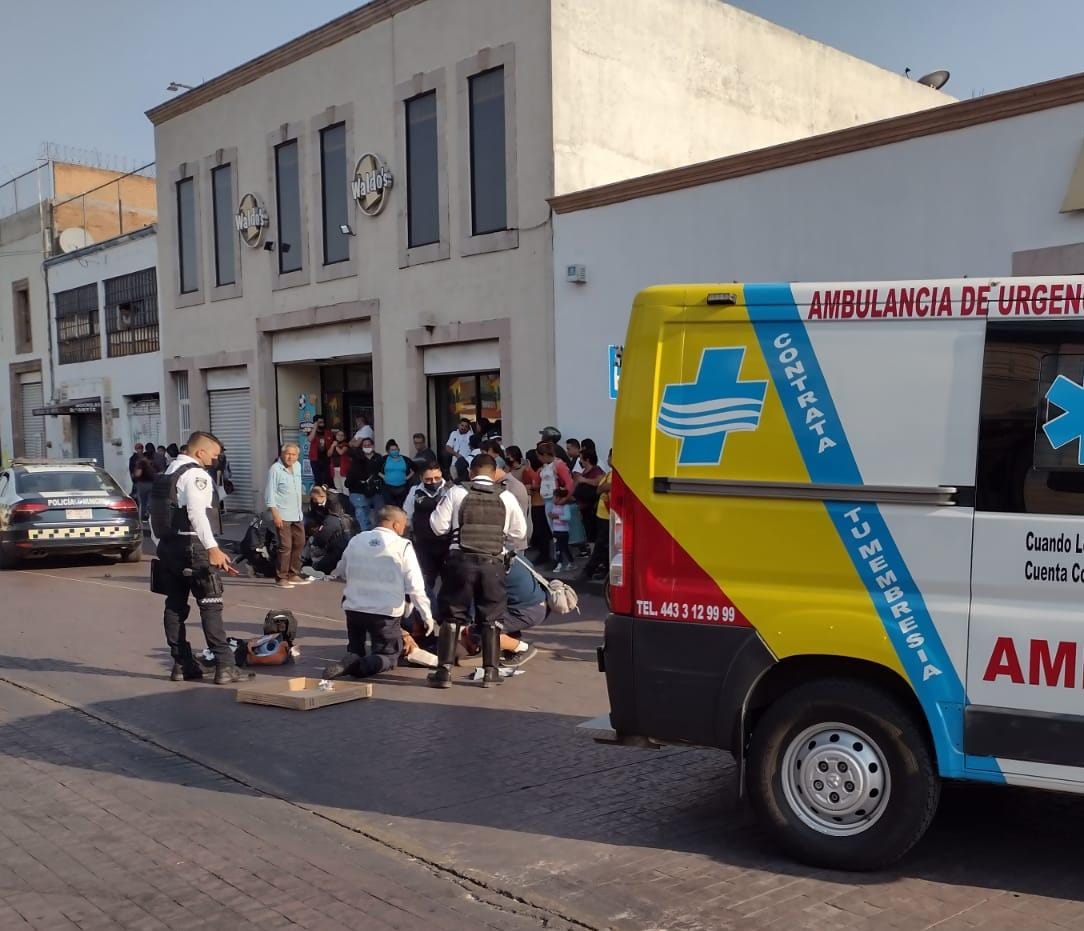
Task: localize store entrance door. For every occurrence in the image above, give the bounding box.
[429,371,502,449]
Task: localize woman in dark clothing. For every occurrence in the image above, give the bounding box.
[305,486,357,574]
[345,438,385,531]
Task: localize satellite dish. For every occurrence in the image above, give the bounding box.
[58,228,94,253]
[916,69,950,90]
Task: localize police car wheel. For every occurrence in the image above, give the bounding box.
[121,545,143,564]
[748,678,939,871]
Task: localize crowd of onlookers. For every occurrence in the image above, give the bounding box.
[298,415,611,582]
[128,415,612,585]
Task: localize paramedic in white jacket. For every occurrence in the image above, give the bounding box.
[323,505,436,680]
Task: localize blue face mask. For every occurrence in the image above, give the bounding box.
[389,449,401,458]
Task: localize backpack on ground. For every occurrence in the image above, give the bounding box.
[514,556,580,614]
[232,610,301,667]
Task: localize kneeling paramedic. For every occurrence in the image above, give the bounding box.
[324,505,435,680]
[150,430,249,685]
[428,453,528,687]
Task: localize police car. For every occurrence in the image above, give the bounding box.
[0,459,142,569]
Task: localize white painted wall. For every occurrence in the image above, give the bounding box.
[45,230,163,489]
[552,101,1084,454]
[550,0,949,195]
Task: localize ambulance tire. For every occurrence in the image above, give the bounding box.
[747,678,939,871]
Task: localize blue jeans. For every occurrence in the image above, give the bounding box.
[349,492,384,531]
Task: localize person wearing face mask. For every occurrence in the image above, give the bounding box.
[404,461,451,605]
[381,439,414,508]
[149,431,249,685]
[345,437,385,532]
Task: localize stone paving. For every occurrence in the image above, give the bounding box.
[3,554,1084,929]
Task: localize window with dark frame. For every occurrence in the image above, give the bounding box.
[320,123,350,265]
[105,267,159,357]
[12,282,32,354]
[176,177,198,293]
[406,91,440,248]
[468,67,507,236]
[977,323,1084,516]
[275,140,303,274]
[55,283,100,364]
[211,164,236,287]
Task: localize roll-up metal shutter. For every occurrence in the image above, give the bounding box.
[20,381,45,458]
[208,388,253,509]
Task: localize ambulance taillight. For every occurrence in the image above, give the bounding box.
[608,471,632,614]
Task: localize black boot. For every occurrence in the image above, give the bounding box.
[427,623,458,689]
[480,625,502,687]
[214,664,255,685]
[170,645,205,681]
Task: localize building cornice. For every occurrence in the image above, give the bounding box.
[549,71,1084,215]
[146,0,427,126]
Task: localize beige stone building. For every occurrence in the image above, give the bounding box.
[147,0,948,508]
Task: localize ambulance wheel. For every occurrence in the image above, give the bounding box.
[747,678,939,871]
[121,545,143,563]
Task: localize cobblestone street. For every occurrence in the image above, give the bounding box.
[3,555,1084,930]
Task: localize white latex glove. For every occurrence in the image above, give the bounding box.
[422,615,437,637]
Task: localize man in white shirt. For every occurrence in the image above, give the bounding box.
[324,505,435,680]
[428,453,528,687]
[150,430,249,685]
[265,443,309,590]
[351,414,376,447]
[445,418,473,461]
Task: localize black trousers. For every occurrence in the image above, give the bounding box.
[416,542,450,594]
[158,537,233,666]
[345,611,403,678]
[439,551,506,631]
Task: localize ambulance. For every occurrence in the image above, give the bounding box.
[597,277,1084,870]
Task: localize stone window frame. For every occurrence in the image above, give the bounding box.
[202,146,243,302]
[456,44,519,258]
[396,67,451,268]
[12,279,32,354]
[310,103,359,284]
[267,121,312,292]
[169,162,205,308]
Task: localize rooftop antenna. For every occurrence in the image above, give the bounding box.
[916,69,951,90]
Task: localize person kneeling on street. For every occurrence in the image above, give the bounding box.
[428,453,528,688]
[324,506,435,680]
[499,555,547,667]
[304,485,356,574]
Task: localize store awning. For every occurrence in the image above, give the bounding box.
[32,398,101,416]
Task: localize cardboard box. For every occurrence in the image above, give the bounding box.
[235,677,372,711]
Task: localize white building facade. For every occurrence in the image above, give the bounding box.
[148,0,947,510]
[42,227,164,489]
[551,73,1084,454]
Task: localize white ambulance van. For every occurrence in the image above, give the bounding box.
[595,277,1084,869]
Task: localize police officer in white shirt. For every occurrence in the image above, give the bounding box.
[324,505,436,680]
[150,431,248,685]
[428,453,528,687]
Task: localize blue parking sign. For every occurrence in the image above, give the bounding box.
[608,344,622,400]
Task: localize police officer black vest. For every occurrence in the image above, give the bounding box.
[455,482,505,556]
[149,463,217,541]
[412,487,448,551]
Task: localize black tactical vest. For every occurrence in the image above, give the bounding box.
[411,486,446,549]
[149,463,206,541]
[455,482,505,556]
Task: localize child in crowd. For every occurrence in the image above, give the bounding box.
[549,489,576,572]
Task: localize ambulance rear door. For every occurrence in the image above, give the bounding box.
[967,320,1084,786]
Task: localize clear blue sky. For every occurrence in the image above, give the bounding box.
[2,0,1082,179]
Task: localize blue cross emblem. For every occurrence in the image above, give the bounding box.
[1043,373,1084,465]
[657,347,768,466]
